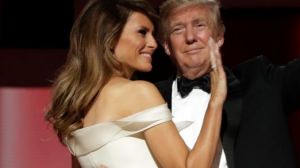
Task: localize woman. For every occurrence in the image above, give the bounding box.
[45,0,227,167]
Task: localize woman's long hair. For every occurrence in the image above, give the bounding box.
[45,0,158,144]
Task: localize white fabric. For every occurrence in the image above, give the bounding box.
[172,79,228,168]
[65,104,191,168]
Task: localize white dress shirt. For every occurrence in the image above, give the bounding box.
[171,79,228,168]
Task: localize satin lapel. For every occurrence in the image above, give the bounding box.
[155,76,175,109]
[222,68,243,168]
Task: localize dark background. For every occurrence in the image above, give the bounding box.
[0,0,300,85]
[0,0,300,165]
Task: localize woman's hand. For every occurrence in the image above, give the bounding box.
[209,37,227,105]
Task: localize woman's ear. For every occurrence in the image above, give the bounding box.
[110,44,115,52]
[110,39,117,53]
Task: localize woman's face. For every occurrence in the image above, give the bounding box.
[114,12,157,77]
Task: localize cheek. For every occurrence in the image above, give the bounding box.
[199,33,210,42]
[115,37,129,54]
[170,34,183,44]
[170,46,182,58]
[116,41,138,60]
[198,30,212,42]
[135,42,145,51]
[130,38,145,54]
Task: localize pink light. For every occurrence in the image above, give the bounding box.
[0,87,71,168]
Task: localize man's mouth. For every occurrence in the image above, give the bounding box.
[184,48,202,54]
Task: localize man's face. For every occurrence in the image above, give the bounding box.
[164,5,221,78]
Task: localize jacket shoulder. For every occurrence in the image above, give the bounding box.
[234,55,276,79]
[235,55,270,71]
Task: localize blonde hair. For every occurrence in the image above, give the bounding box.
[159,0,225,44]
[45,0,158,144]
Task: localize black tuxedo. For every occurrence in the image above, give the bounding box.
[155,55,300,168]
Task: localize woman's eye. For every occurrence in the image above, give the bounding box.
[138,29,147,36]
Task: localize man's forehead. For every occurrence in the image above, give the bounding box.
[168,5,210,25]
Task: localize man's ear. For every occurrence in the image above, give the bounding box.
[163,42,171,56]
[217,37,224,47]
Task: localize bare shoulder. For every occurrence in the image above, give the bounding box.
[119,80,166,113]
[93,78,165,121]
[128,80,163,99]
[105,78,162,99]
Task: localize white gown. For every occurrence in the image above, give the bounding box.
[65,104,190,168]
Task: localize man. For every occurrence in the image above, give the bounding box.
[156,0,300,167]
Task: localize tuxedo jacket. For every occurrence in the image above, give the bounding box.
[155,55,300,168]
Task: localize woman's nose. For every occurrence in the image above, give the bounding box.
[147,35,158,49]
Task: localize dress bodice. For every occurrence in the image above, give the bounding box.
[65,104,180,168]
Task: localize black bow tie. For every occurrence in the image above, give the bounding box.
[177,75,211,98]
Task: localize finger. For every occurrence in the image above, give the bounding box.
[209,38,226,82]
[214,42,223,69]
[209,37,217,70]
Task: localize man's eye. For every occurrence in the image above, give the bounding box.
[196,23,206,29]
[171,27,184,34]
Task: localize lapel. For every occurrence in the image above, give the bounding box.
[221,68,243,168]
[155,75,175,109]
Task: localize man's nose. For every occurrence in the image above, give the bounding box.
[185,27,196,44]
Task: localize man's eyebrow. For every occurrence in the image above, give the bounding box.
[170,21,185,28]
[170,18,206,27]
[192,18,206,24]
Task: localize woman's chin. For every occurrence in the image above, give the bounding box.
[139,66,152,73]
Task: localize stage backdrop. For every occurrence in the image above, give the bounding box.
[0,87,70,168]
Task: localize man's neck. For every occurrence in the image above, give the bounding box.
[179,69,209,80]
[177,67,210,80]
